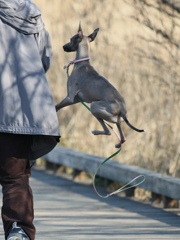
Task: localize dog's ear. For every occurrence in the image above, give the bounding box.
[78,22,83,38]
[88,28,99,42]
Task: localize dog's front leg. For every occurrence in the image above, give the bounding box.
[55,96,78,112]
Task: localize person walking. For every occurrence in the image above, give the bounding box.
[0,0,60,239]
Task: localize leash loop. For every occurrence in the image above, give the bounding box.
[93,171,145,198]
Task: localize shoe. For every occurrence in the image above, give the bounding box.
[7,222,30,240]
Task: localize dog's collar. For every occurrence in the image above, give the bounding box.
[64,57,90,70]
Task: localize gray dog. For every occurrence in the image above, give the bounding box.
[56,24,144,148]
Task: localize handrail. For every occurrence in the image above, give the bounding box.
[43,146,180,208]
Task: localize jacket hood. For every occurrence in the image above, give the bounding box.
[0,0,44,34]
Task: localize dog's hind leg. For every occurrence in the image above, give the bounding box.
[92,117,111,135]
[115,122,126,148]
[90,101,118,136]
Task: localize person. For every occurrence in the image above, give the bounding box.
[0,0,60,239]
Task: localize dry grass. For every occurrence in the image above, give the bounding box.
[34,0,180,177]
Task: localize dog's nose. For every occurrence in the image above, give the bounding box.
[63,44,67,51]
[63,43,71,52]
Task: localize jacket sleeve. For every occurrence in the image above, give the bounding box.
[34,28,53,72]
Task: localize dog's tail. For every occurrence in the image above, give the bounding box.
[123,116,144,133]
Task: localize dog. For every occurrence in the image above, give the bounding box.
[56,24,144,148]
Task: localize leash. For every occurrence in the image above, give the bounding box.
[77,97,145,198]
[64,57,90,77]
[63,62,145,198]
[93,169,145,199]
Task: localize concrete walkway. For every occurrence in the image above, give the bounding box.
[0,168,180,239]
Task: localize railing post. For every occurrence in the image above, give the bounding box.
[163,197,179,208]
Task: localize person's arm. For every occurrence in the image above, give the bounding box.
[34,28,53,72]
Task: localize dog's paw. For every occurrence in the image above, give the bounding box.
[92,130,100,135]
[115,142,121,148]
[115,138,126,148]
[55,105,60,112]
[92,130,111,135]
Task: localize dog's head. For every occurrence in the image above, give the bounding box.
[63,23,99,52]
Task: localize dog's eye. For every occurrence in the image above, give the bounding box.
[70,34,79,42]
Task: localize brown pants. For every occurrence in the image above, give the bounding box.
[0,133,35,240]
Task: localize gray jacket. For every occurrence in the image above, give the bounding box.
[0,0,60,159]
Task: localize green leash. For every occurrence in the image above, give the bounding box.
[77,97,145,198]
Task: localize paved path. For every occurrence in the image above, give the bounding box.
[0,168,180,239]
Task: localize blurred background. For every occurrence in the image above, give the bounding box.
[34,0,180,177]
